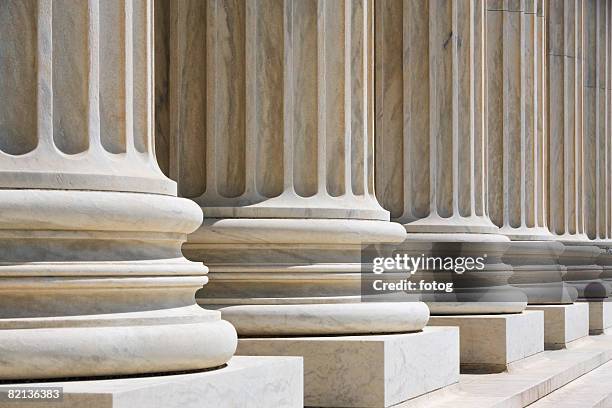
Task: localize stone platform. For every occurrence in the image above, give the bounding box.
[235,327,459,408]
[0,356,302,408]
[398,333,612,407]
[580,300,612,334]
[526,303,590,349]
[428,311,544,372]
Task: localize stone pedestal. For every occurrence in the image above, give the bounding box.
[428,311,544,373]
[526,303,590,349]
[236,327,459,408]
[0,357,303,408]
[581,300,612,334]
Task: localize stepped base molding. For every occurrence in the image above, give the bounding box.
[235,327,459,408]
[0,357,303,408]
[428,311,544,373]
[526,304,590,349]
[561,243,610,299]
[0,190,236,380]
[505,241,578,304]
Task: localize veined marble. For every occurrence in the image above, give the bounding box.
[154,0,425,336]
[0,0,237,381]
[375,0,526,314]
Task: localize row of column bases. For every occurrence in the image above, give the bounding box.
[0,0,611,407]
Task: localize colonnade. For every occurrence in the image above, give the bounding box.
[1,0,612,407]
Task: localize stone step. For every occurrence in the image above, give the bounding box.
[396,334,612,408]
[530,359,612,407]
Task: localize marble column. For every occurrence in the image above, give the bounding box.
[0,0,236,380]
[584,0,612,293]
[548,0,608,299]
[486,0,575,304]
[375,0,527,315]
[155,0,425,337]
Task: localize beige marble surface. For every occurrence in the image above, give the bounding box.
[155,0,386,221]
[236,327,459,407]
[375,0,495,234]
[374,0,526,315]
[0,0,173,195]
[0,0,237,381]
[428,310,544,373]
[155,0,429,336]
[526,303,589,349]
[0,356,304,408]
[486,0,550,240]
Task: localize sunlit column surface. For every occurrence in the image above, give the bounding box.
[0,0,236,380]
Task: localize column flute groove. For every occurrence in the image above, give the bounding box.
[376,0,527,315]
[0,0,236,380]
[486,0,575,304]
[156,0,423,337]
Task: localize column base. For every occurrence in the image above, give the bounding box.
[579,300,612,334]
[0,190,237,379]
[428,310,544,373]
[0,356,303,408]
[235,327,459,408]
[525,304,589,349]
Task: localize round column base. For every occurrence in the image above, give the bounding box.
[217,302,430,336]
[0,306,237,381]
[504,241,577,303]
[0,189,237,380]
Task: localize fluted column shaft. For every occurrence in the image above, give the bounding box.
[487,0,550,239]
[375,0,526,314]
[486,0,573,304]
[0,0,236,380]
[584,0,612,292]
[548,0,607,299]
[155,0,419,337]
[376,0,494,234]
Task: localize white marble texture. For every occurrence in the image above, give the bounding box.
[155,0,428,336]
[0,0,237,381]
[236,327,459,407]
[374,0,526,315]
[583,300,612,334]
[547,0,611,300]
[0,0,174,195]
[0,356,303,408]
[399,333,612,407]
[220,302,430,336]
[428,310,544,372]
[485,0,577,306]
[526,303,590,349]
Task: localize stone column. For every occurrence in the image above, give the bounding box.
[375,0,527,315]
[155,1,459,405]
[584,0,612,292]
[581,0,612,333]
[0,0,236,380]
[600,0,612,290]
[548,0,608,301]
[155,0,423,336]
[375,0,546,372]
[486,0,575,304]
